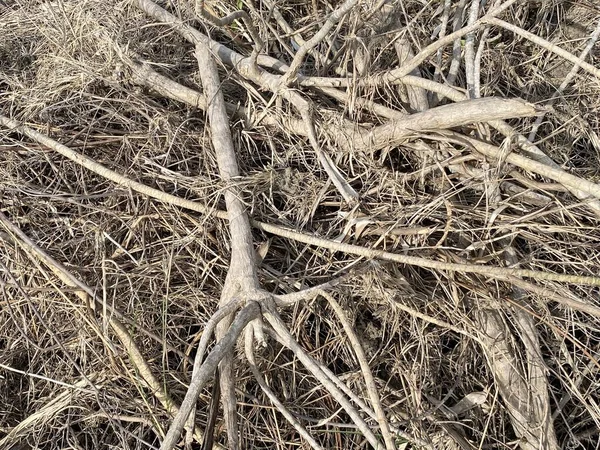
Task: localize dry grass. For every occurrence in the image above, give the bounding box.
[1,0,600,449]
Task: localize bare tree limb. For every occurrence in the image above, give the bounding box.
[159,302,260,450]
[281,0,359,85]
[195,0,263,73]
[484,17,600,81]
[191,40,262,450]
[357,97,540,151]
[262,302,386,450]
[244,327,324,450]
[318,290,395,450]
[0,211,214,447]
[136,0,358,203]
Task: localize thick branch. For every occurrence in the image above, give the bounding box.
[193,41,261,450]
[356,97,540,151]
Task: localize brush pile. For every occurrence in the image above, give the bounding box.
[1,1,600,449]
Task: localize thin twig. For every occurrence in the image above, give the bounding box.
[464,0,480,98]
[0,212,212,446]
[445,0,467,89]
[195,0,263,73]
[4,115,600,291]
[263,0,345,76]
[485,17,600,81]
[528,18,600,141]
[366,0,518,86]
[318,290,395,450]
[244,327,324,450]
[252,220,600,288]
[281,0,359,84]
[262,302,386,450]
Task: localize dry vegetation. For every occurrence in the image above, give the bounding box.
[1,0,600,449]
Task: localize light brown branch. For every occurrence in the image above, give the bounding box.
[484,17,600,81]
[0,211,213,446]
[0,115,228,220]
[281,0,358,84]
[319,290,395,450]
[192,40,261,450]
[244,327,324,450]
[262,303,386,450]
[360,0,518,86]
[356,97,540,151]
[159,302,260,450]
[135,0,361,202]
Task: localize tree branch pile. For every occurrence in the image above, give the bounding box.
[1,1,600,449]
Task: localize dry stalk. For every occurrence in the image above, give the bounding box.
[136,0,358,204]
[358,0,519,86]
[281,0,358,85]
[3,2,600,449]
[244,327,324,450]
[464,0,481,98]
[0,211,212,447]
[318,290,395,450]
[475,306,559,450]
[484,17,600,81]
[454,133,600,201]
[528,17,600,141]
[393,76,600,216]
[251,221,600,290]
[262,303,386,450]
[0,115,228,220]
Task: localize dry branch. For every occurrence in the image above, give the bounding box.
[244,328,324,450]
[357,97,540,151]
[161,40,265,450]
[159,302,260,450]
[355,0,519,86]
[0,211,212,447]
[319,290,395,450]
[281,0,358,84]
[3,1,600,449]
[262,303,386,450]
[136,0,358,203]
[484,17,600,81]
[4,114,600,295]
